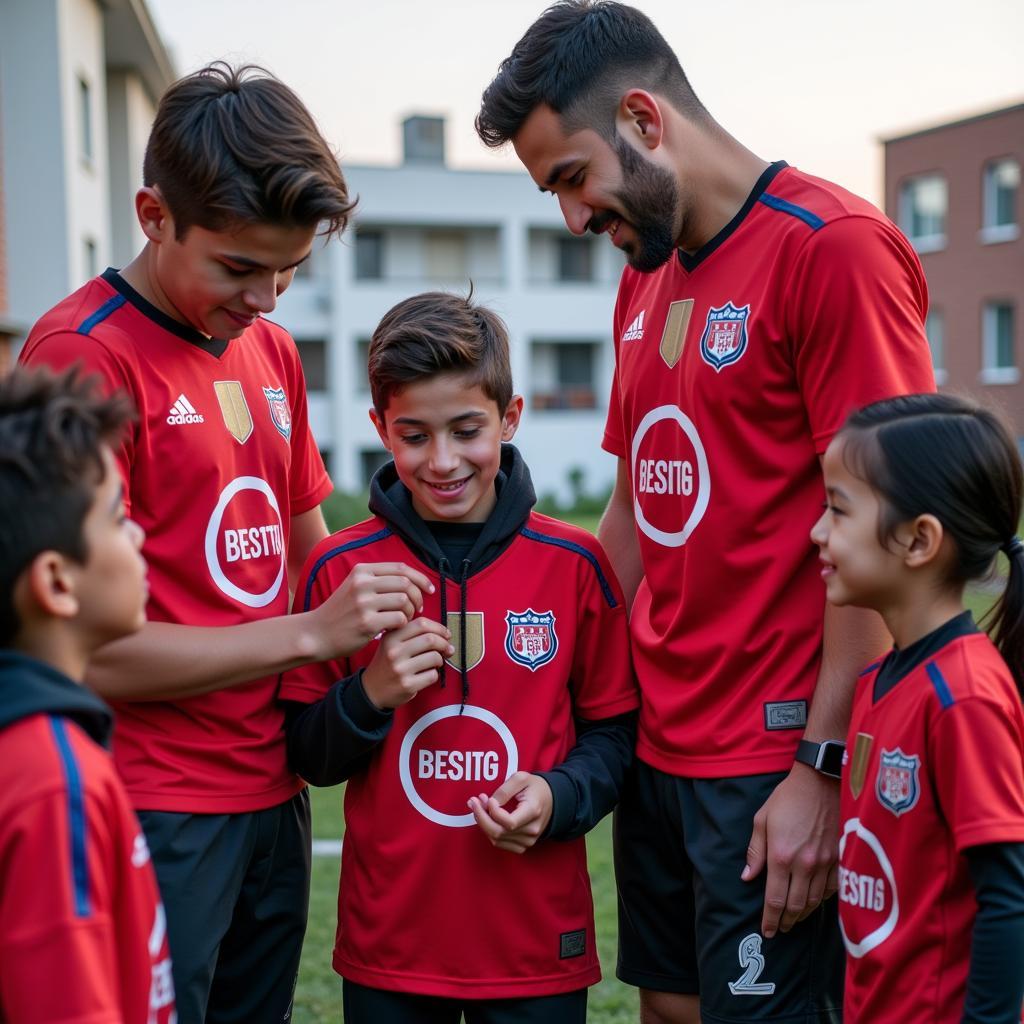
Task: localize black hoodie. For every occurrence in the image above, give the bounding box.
[0,650,112,744]
[284,444,636,841]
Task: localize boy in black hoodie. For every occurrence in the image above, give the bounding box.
[0,366,175,1023]
[282,291,638,1023]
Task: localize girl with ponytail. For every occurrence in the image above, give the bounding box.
[810,392,1024,1024]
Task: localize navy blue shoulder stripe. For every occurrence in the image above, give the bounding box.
[758,192,825,231]
[520,527,617,608]
[49,716,91,917]
[926,661,955,709]
[76,294,127,335]
[303,527,393,611]
[859,659,884,677]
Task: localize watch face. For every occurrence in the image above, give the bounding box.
[820,742,845,778]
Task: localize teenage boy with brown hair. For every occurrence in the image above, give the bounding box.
[281,290,639,1024]
[20,64,431,1023]
[0,365,175,1023]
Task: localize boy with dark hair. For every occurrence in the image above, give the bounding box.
[0,365,174,1023]
[20,63,431,1023]
[479,3,935,1022]
[281,291,638,1023]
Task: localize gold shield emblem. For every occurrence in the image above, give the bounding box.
[214,380,254,444]
[445,612,485,672]
[850,732,874,798]
[659,299,694,369]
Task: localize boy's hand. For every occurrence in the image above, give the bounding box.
[310,562,435,659]
[361,617,452,710]
[467,772,553,853]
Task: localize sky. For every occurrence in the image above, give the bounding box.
[147,0,1024,206]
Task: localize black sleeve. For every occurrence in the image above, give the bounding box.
[962,841,1024,1024]
[535,710,637,842]
[283,669,393,787]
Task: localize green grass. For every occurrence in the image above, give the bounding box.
[295,786,638,1022]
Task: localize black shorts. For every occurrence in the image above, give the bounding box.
[341,980,587,1024]
[614,760,842,1023]
[137,788,311,1024]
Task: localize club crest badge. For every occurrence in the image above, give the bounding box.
[876,747,920,816]
[504,609,558,671]
[699,301,750,372]
[262,386,291,440]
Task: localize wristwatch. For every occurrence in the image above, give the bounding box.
[794,739,845,779]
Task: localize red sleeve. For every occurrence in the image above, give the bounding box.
[283,342,332,515]
[568,538,639,719]
[601,273,635,459]
[0,787,124,1021]
[20,330,138,513]
[789,215,935,453]
[931,698,1024,852]
[279,545,350,704]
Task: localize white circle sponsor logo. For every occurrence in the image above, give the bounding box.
[630,404,710,547]
[837,817,899,958]
[204,476,285,608]
[399,705,518,827]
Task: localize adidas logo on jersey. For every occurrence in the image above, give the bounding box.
[167,394,204,425]
[622,310,645,341]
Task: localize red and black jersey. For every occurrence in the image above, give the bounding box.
[0,653,175,1023]
[602,162,934,777]
[20,269,331,813]
[281,452,638,999]
[839,619,1024,1023]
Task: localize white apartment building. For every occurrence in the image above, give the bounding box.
[274,115,623,503]
[0,0,174,335]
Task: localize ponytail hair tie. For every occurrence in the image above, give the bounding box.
[1002,536,1024,558]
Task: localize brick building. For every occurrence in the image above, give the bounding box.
[883,103,1024,432]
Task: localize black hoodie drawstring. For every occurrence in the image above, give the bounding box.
[458,558,471,714]
[437,558,450,690]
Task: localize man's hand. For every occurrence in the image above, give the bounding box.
[308,562,435,659]
[741,764,841,938]
[467,772,554,853]
[361,617,451,710]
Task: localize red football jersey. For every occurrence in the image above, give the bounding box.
[602,163,934,777]
[0,714,175,1023]
[839,633,1024,1023]
[20,271,332,812]
[280,513,638,999]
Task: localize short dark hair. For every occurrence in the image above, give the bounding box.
[476,0,706,148]
[368,291,513,417]
[144,62,355,239]
[839,392,1024,695]
[0,366,134,645]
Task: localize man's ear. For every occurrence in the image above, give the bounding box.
[135,185,173,244]
[501,395,524,442]
[368,407,391,450]
[900,514,945,569]
[617,89,664,150]
[21,551,80,621]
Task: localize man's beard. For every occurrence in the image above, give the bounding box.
[587,136,680,273]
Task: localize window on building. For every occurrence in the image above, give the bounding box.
[925,309,947,385]
[361,448,391,487]
[557,236,595,282]
[981,302,1018,384]
[83,237,97,280]
[355,229,384,280]
[295,339,327,392]
[530,340,599,411]
[78,77,93,163]
[898,174,947,252]
[356,339,371,393]
[982,158,1020,242]
[424,230,468,281]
